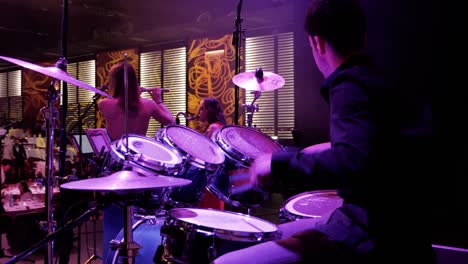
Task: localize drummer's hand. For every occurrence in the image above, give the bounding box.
[249,153,272,189]
[300,142,331,155]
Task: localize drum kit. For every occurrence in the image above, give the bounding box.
[0,55,292,263]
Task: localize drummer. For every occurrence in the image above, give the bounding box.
[96,62,175,262]
[195,97,227,210]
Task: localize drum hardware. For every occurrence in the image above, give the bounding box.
[83,193,102,264]
[233,67,285,128]
[0,56,111,98]
[158,208,281,264]
[156,124,225,208]
[175,112,198,125]
[243,90,260,128]
[210,125,285,209]
[278,190,343,223]
[5,206,99,264]
[232,0,245,124]
[0,53,112,263]
[232,67,285,92]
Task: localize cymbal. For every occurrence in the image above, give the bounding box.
[60,170,191,192]
[233,70,285,92]
[0,55,112,98]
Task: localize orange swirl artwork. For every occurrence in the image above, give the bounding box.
[187,34,244,131]
[22,60,60,129]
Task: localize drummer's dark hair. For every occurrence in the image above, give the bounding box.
[304,0,366,57]
[108,62,140,112]
[203,97,226,125]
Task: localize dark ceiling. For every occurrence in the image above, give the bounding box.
[0,0,297,70]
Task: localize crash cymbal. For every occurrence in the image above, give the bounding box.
[60,170,191,192]
[233,68,285,92]
[0,55,112,98]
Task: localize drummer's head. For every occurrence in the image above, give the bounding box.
[108,62,140,109]
[198,97,226,125]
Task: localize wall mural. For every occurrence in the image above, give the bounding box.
[187,34,244,131]
[95,48,139,129]
[22,61,59,133]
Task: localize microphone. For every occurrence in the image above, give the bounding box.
[99,85,109,92]
[140,87,170,93]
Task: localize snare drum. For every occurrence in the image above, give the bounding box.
[210,125,284,208]
[101,134,186,212]
[156,124,225,207]
[279,190,343,222]
[159,208,280,264]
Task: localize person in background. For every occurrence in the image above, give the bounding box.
[1,159,12,186]
[12,139,27,182]
[213,0,435,263]
[98,62,174,141]
[97,62,175,263]
[196,97,227,210]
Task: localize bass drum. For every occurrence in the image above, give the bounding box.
[159,208,280,264]
[156,124,225,208]
[105,216,165,264]
[279,189,343,223]
[210,125,284,208]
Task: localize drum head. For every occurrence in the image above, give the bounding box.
[214,125,283,166]
[280,190,343,221]
[168,208,279,241]
[210,125,284,208]
[111,134,185,176]
[159,124,225,170]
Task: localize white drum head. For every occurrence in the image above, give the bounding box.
[216,125,283,164]
[164,125,225,166]
[112,134,184,175]
[284,190,343,218]
[169,208,278,233]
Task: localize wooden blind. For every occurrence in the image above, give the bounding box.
[245,32,294,140]
[0,70,22,124]
[140,47,186,137]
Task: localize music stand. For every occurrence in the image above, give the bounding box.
[85,128,111,157]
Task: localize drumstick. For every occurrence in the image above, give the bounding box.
[230,172,256,194]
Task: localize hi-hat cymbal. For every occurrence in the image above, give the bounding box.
[60,170,191,192]
[0,55,112,98]
[233,70,285,92]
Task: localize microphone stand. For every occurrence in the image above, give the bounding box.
[233,0,244,125]
[39,73,61,264]
[5,206,98,264]
[68,93,100,133]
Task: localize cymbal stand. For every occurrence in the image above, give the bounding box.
[233,0,244,124]
[242,90,261,128]
[83,193,101,264]
[39,76,62,264]
[109,201,140,264]
[109,54,140,264]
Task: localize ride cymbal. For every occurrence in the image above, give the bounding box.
[0,55,112,98]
